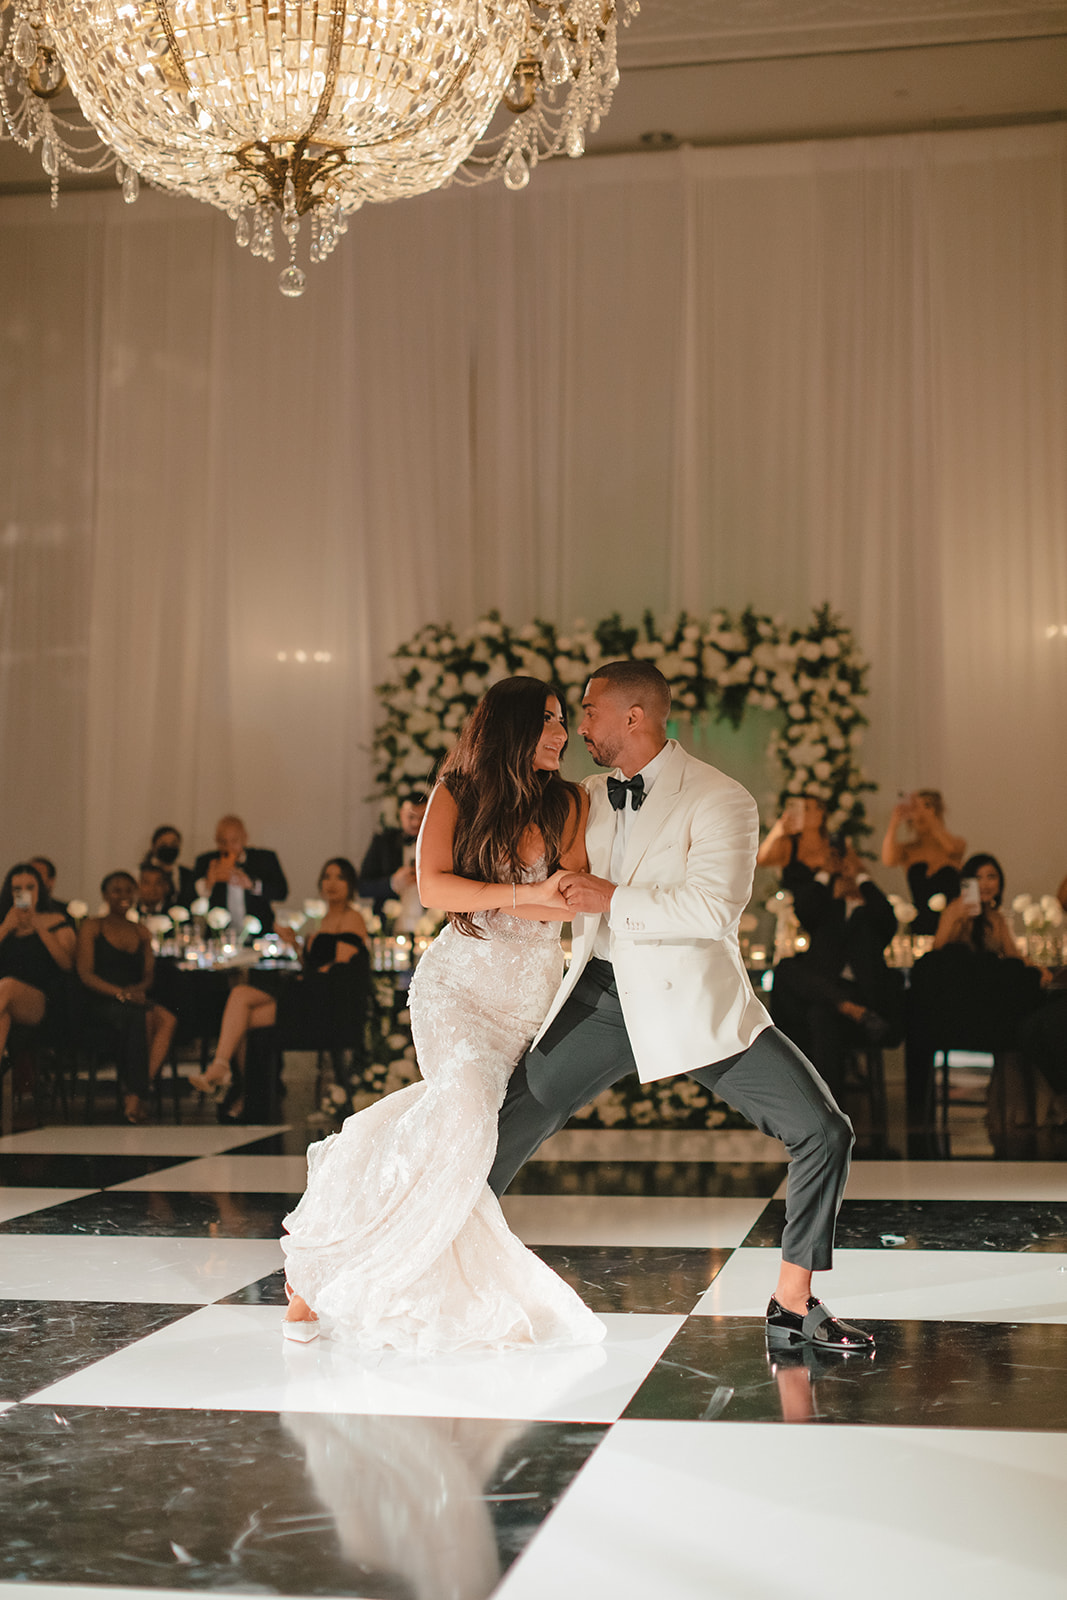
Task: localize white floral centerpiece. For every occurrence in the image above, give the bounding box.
[1013,893,1066,964]
[372,605,874,842]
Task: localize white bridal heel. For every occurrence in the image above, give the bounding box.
[282,1282,320,1342]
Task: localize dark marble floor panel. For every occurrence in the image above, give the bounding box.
[743,1198,1067,1253]
[0,1153,197,1189]
[0,1190,302,1238]
[506,1160,788,1198]
[220,1247,733,1315]
[0,1301,194,1403]
[0,1403,607,1597]
[221,1130,304,1156]
[623,1316,1067,1430]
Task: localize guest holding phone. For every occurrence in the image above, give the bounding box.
[194,815,288,934]
[881,790,966,935]
[757,795,836,875]
[0,862,76,1063]
[76,871,177,1124]
[933,854,1018,956]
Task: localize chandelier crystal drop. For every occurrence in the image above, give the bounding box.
[0,0,637,295]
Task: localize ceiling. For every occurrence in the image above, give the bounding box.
[1,1,1065,194]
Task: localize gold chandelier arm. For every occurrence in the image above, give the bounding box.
[151,0,195,101]
[305,0,347,143]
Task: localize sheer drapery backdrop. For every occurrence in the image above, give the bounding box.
[0,122,1064,902]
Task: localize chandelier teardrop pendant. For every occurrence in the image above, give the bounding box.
[1,0,637,294]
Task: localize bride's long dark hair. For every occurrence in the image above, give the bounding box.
[439,676,581,937]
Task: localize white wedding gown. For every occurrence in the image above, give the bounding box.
[281,884,606,1352]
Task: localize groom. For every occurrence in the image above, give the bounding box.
[489,659,873,1352]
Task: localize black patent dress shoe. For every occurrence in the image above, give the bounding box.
[765,1295,875,1351]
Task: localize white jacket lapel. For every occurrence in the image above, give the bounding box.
[619,741,686,883]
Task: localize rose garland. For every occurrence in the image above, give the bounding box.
[373,604,874,835]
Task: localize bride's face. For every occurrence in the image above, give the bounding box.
[532,696,567,773]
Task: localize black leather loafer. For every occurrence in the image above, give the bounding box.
[765,1295,875,1351]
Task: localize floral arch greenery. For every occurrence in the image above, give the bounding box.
[372,604,875,837]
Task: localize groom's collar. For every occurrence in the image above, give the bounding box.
[612,740,673,795]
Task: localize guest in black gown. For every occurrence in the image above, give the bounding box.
[757,795,836,876]
[76,872,177,1123]
[881,789,966,935]
[190,857,369,1102]
[0,863,76,1061]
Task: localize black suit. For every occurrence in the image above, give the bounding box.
[192,847,288,933]
[359,828,418,912]
[771,866,903,1100]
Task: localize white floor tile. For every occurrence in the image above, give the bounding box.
[537,1129,787,1163]
[500,1195,767,1247]
[829,1161,1067,1202]
[26,1305,683,1423]
[0,1235,283,1303]
[0,1187,95,1223]
[0,1125,287,1157]
[695,1246,1067,1324]
[495,1420,1067,1600]
[110,1155,311,1192]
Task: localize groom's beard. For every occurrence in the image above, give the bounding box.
[582,736,622,769]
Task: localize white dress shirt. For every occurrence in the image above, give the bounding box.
[592,741,673,961]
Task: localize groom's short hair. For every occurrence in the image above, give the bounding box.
[587,660,671,723]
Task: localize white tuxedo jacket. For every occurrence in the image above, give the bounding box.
[532,740,771,1082]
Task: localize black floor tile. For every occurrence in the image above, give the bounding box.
[221,1130,304,1155]
[743,1199,1067,1253]
[0,1190,302,1238]
[623,1316,1067,1430]
[509,1160,788,1199]
[0,1153,197,1189]
[0,1301,194,1403]
[0,1404,607,1597]
[219,1248,734,1315]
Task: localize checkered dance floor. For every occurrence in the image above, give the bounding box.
[1,1116,1065,1600]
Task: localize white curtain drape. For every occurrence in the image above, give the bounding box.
[1,121,1064,904]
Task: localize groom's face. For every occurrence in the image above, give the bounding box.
[578,680,629,768]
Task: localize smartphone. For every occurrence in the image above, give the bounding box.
[960,878,981,915]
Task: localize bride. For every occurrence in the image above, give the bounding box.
[280,676,605,1351]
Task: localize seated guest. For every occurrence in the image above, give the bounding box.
[76,871,177,1124]
[193,815,287,934]
[756,795,836,875]
[137,861,175,916]
[144,825,197,908]
[28,856,69,919]
[906,852,1043,1152]
[190,858,369,1104]
[0,862,76,1062]
[770,844,902,1103]
[359,790,428,926]
[881,790,966,935]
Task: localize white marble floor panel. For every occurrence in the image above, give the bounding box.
[0,1126,286,1157]
[0,1187,95,1223]
[821,1161,1067,1202]
[500,1195,768,1247]
[0,1235,283,1303]
[537,1129,787,1163]
[495,1420,1067,1600]
[695,1246,1067,1324]
[109,1155,311,1192]
[26,1306,684,1423]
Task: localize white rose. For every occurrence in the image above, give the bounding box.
[125,907,140,923]
[702,646,727,678]
[382,898,402,918]
[821,638,840,657]
[461,672,483,695]
[365,914,381,934]
[169,904,190,924]
[895,902,919,924]
[813,762,832,780]
[787,704,806,720]
[303,898,327,919]
[66,899,88,920]
[242,915,262,935]
[1047,902,1065,927]
[206,907,231,930]
[439,674,460,697]
[657,652,685,678]
[752,643,778,670]
[1012,893,1033,913]
[1023,903,1044,927]
[145,914,173,935]
[1040,894,1060,916]
[191,896,210,916]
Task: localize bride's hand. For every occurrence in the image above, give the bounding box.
[540,869,570,899]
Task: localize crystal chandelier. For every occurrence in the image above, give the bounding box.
[0,0,636,295]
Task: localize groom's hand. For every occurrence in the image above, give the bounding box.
[559,873,615,915]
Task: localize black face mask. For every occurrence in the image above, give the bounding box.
[154,844,179,866]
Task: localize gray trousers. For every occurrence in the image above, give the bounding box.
[488,958,854,1272]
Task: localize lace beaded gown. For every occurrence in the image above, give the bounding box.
[281,871,605,1353]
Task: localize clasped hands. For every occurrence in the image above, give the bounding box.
[539,869,615,916]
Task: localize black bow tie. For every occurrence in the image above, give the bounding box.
[607,774,646,812]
